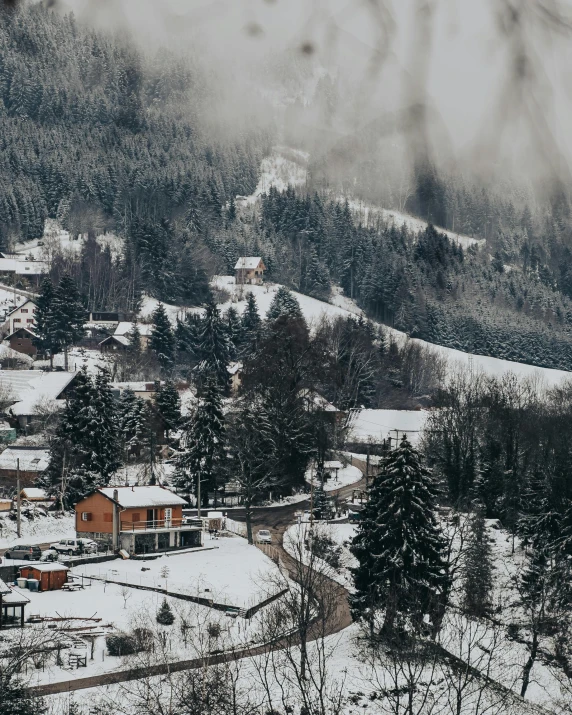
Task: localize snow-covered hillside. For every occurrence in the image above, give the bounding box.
[214,276,571,388]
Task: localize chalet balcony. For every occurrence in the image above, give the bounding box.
[120,518,202,533]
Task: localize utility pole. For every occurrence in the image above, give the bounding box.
[365,445,370,492]
[197,473,201,519]
[16,458,21,538]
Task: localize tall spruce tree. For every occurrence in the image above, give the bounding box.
[225,305,243,359]
[240,292,262,356]
[149,303,176,373]
[50,273,86,370]
[461,506,494,617]
[34,276,55,357]
[175,377,225,508]
[154,379,181,437]
[40,367,121,508]
[351,436,450,639]
[118,388,148,458]
[196,299,231,388]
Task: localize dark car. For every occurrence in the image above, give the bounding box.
[4,544,42,561]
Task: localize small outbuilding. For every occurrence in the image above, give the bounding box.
[5,326,38,357]
[19,563,69,592]
[20,487,50,502]
[0,578,29,628]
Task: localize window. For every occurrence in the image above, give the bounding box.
[27,319,33,323]
[21,309,28,313]
[14,318,20,323]
[103,513,112,523]
[81,512,92,522]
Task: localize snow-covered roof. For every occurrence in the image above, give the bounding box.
[1,370,76,416]
[113,381,158,392]
[20,487,48,500]
[324,460,344,470]
[0,578,11,595]
[99,335,130,347]
[0,344,34,365]
[15,261,47,275]
[234,257,263,270]
[1,588,30,605]
[6,326,38,339]
[21,563,69,572]
[0,447,50,472]
[115,322,153,337]
[299,389,339,412]
[97,486,187,508]
[227,361,243,375]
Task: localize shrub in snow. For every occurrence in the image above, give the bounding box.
[156,598,175,625]
[106,628,152,656]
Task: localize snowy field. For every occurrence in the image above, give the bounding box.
[346,408,429,445]
[0,511,75,549]
[72,535,283,609]
[17,577,274,690]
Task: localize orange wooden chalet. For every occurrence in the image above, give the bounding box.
[75,486,202,555]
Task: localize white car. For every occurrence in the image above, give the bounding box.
[49,538,97,555]
[256,530,272,544]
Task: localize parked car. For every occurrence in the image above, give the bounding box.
[4,544,42,561]
[256,529,272,544]
[49,538,97,555]
[40,548,59,562]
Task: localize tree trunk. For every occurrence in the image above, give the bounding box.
[64,344,69,371]
[245,497,253,545]
[520,629,538,697]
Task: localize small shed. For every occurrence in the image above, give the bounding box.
[20,487,50,502]
[0,498,11,512]
[6,326,38,357]
[19,563,69,591]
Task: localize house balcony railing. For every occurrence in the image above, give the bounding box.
[120,518,203,533]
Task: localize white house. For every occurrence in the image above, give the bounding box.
[2,300,37,335]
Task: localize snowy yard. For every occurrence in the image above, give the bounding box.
[72,534,283,609]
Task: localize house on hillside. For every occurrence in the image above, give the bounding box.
[234,257,266,286]
[2,299,37,335]
[0,260,47,287]
[99,322,153,353]
[0,369,80,429]
[0,446,50,489]
[75,486,202,554]
[227,362,243,394]
[5,327,38,357]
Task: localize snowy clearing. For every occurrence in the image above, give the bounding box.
[72,535,283,609]
[346,408,429,445]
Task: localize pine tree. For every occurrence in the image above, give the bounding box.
[240,292,261,355]
[461,507,494,617]
[40,367,121,508]
[127,322,142,356]
[225,305,243,359]
[118,388,148,457]
[50,273,86,370]
[196,299,231,388]
[34,276,55,356]
[156,598,175,625]
[154,379,181,436]
[149,303,175,373]
[175,377,224,507]
[350,436,450,639]
[266,286,304,322]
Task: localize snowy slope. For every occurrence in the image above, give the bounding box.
[213,276,571,388]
